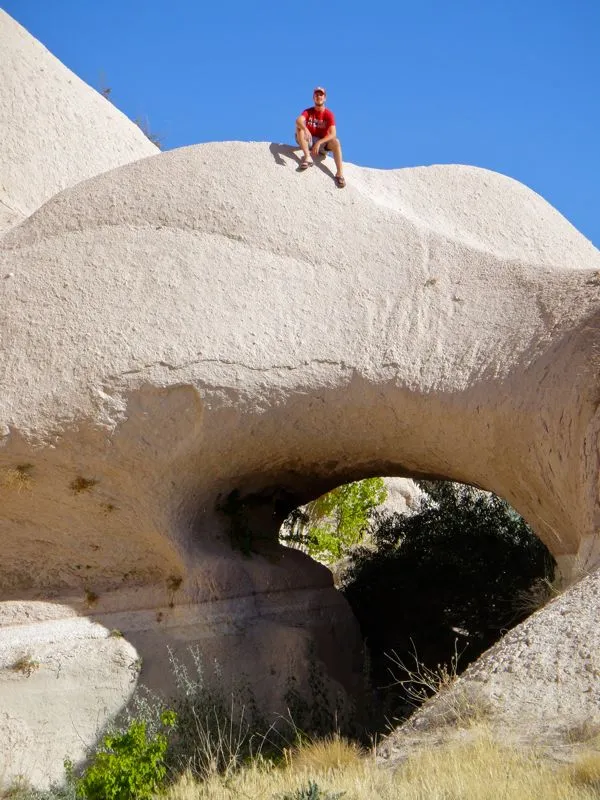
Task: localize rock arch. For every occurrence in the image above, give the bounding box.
[2,142,600,577]
[2,11,600,784]
[2,143,600,785]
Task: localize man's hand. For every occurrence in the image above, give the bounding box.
[311,141,321,158]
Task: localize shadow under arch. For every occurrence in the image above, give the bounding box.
[278,475,556,731]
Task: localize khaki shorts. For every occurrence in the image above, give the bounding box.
[296,130,331,153]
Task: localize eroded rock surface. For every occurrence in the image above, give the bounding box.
[2,143,599,575]
[2,10,600,789]
[0,9,158,235]
[378,568,600,764]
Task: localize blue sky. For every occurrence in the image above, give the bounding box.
[4,1,599,247]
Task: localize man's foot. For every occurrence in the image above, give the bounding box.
[335,174,346,188]
[299,159,313,170]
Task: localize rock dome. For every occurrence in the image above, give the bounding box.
[2,8,600,789]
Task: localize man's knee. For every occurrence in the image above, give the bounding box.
[295,127,310,145]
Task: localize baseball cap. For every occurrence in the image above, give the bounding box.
[313,86,326,94]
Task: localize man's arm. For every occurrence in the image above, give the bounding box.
[295,112,309,133]
[317,124,337,146]
[310,109,337,155]
[310,123,337,158]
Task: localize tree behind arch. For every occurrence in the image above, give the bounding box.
[341,481,555,723]
[280,477,387,563]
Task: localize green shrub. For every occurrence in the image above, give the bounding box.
[341,480,555,724]
[76,711,175,800]
[281,478,387,563]
[122,647,277,779]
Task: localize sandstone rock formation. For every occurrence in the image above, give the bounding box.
[2,9,600,790]
[382,477,424,516]
[378,566,600,763]
[2,142,599,576]
[0,10,158,236]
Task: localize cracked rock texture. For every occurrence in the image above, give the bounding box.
[2,8,600,789]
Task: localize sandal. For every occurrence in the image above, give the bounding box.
[299,159,312,170]
[335,174,346,188]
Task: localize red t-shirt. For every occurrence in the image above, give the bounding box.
[302,107,336,139]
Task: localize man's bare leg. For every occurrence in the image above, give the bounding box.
[295,126,312,164]
[327,137,344,180]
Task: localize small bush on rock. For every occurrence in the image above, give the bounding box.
[76,711,176,800]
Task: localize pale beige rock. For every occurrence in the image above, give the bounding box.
[378,567,600,763]
[1,142,599,568]
[0,612,139,786]
[0,9,158,235]
[2,15,600,786]
[382,478,424,516]
[1,140,599,786]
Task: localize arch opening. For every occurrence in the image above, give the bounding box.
[279,477,556,736]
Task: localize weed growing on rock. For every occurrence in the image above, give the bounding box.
[1,464,34,491]
[166,575,183,593]
[70,477,98,495]
[513,575,564,615]
[166,575,183,607]
[84,589,98,608]
[132,116,163,149]
[385,639,462,706]
[283,645,355,741]
[564,720,600,745]
[218,488,283,557]
[284,675,345,740]
[165,646,269,778]
[10,654,40,677]
[384,640,493,728]
[3,761,78,799]
[120,647,273,780]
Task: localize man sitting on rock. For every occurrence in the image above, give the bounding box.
[295,86,346,188]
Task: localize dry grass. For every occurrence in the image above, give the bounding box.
[84,589,99,607]
[569,751,600,791]
[383,639,494,728]
[70,476,98,494]
[162,731,600,800]
[286,733,364,772]
[513,575,565,615]
[9,654,39,677]
[514,555,595,619]
[385,642,460,706]
[1,464,33,491]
